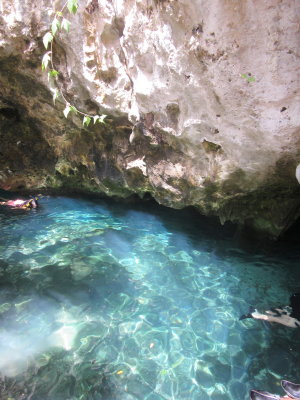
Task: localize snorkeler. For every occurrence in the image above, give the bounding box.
[250,380,300,399]
[0,197,39,209]
[240,293,300,328]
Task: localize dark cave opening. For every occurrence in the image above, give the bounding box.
[0,107,20,120]
[279,216,300,244]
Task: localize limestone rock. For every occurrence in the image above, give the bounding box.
[0,0,299,238]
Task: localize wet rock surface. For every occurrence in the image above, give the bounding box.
[0,0,299,237]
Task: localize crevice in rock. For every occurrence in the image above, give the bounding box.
[0,107,20,120]
[279,216,300,243]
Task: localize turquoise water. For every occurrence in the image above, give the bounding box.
[0,195,299,400]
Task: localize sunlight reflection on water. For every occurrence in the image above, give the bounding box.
[0,195,299,400]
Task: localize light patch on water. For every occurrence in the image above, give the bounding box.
[50,325,78,351]
[0,293,84,377]
[0,296,55,376]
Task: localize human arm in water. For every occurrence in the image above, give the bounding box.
[240,293,300,328]
[0,199,27,207]
[240,306,300,328]
[252,308,300,328]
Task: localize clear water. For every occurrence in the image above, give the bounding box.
[0,195,299,400]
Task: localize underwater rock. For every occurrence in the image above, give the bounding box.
[229,380,247,399]
[0,302,12,314]
[125,376,154,399]
[267,348,291,376]
[71,261,93,281]
[195,367,215,388]
[137,359,159,387]
[35,352,52,368]
[210,359,231,385]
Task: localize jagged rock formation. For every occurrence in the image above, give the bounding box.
[0,0,299,238]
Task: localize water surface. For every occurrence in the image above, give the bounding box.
[0,195,299,400]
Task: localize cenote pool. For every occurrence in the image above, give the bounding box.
[0,195,299,400]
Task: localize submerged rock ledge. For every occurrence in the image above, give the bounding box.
[0,0,299,238]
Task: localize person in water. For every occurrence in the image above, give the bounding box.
[250,379,300,400]
[240,293,300,328]
[0,197,39,209]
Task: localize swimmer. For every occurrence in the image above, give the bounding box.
[240,293,300,328]
[0,197,39,209]
[250,380,300,400]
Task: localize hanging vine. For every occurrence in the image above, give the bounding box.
[41,0,106,127]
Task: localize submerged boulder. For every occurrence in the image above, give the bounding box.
[0,0,299,238]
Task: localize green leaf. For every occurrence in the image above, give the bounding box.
[61,18,71,32]
[241,73,247,79]
[70,105,78,114]
[53,89,59,104]
[49,69,59,78]
[43,32,53,49]
[41,52,51,71]
[83,116,91,127]
[56,11,63,17]
[63,105,71,118]
[51,18,60,36]
[247,76,256,83]
[93,115,100,124]
[48,69,59,81]
[67,0,78,14]
[99,114,107,124]
[93,114,107,124]
[63,105,77,118]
